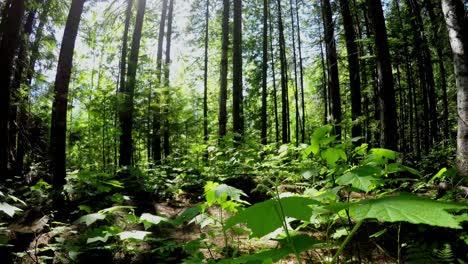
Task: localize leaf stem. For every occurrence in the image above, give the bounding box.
[331,220,363,263]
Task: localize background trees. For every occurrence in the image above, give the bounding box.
[0,0,465,179]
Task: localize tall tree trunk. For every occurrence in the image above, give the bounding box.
[441,0,468,176]
[425,0,450,141]
[10,1,42,175]
[49,0,85,187]
[0,0,12,44]
[153,0,168,163]
[367,0,398,150]
[408,0,438,147]
[322,0,342,138]
[261,0,268,145]
[27,0,52,85]
[295,0,306,143]
[119,0,146,166]
[232,0,244,144]
[339,0,361,140]
[269,4,280,143]
[0,0,24,177]
[289,0,300,145]
[276,0,290,143]
[218,0,229,140]
[117,0,133,164]
[163,0,174,158]
[203,0,209,143]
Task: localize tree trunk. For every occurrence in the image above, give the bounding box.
[218,0,229,140]
[153,0,168,163]
[339,0,361,140]
[441,0,468,176]
[118,0,133,166]
[0,0,24,177]
[203,0,209,143]
[261,0,268,145]
[232,0,244,144]
[322,0,342,138]
[269,4,280,143]
[295,0,306,143]
[163,0,174,158]
[289,0,300,146]
[276,0,290,144]
[367,0,398,150]
[0,0,12,44]
[10,1,41,175]
[49,0,85,187]
[119,0,146,166]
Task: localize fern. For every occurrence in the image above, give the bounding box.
[405,242,455,264]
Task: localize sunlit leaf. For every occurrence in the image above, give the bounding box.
[0,202,22,217]
[117,230,151,240]
[75,213,106,226]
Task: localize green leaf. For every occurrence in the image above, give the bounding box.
[321,148,347,167]
[225,197,319,238]
[172,206,201,226]
[139,213,168,229]
[429,168,447,184]
[117,231,151,240]
[350,193,468,229]
[310,125,333,155]
[75,213,106,226]
[0,202,22,217]
[87,233,112,244]
[366,148,396,164]
[214,184,247,202]
[336,168,383,192]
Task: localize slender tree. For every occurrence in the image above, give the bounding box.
[261,0,268,145]
[339,0,361,139]
[153,0,168,163]
[322,0,342,138]
[119,0,146,166]
[295,0,306,143]
[218,0,229,140]
[232,0,244,143]
[441,0,468,176]
[268,3,280,143]
[203,0,209,143]
[49,0,85,187]
[289,0,300,145]
[163,0,174,157]
[276,0,290,143]
[367,0,398,150]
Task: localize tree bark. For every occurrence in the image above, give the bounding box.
[367,0,398,150]
[289,0,300,145]
[119,0,146,166]
[322,0,342,138]
[276,0,290,144]
[0,0,24,177]
[163,0,174,157]
[268,4,280,143]
[203,0,209,143]
[441,0,468,176]
[218,0,229,140]
[49,0,85,187]
[339,0,361,140]
[261,0,268,145]
[232,0,244,144]
[295,0,306,143]
[153,0,168,163]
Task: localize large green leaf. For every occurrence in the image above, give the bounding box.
[350,194,468,229]
[0,202,22,217]
[366,148,396,164]
[225,197,319,238]
[336,165,383,192]
[321,148,347,167]
[310,125,333,155]
[140,213,168,229]
[75,213,106,226]
[117,231,151,240]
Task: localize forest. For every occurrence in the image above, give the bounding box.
[0,0,467,262]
